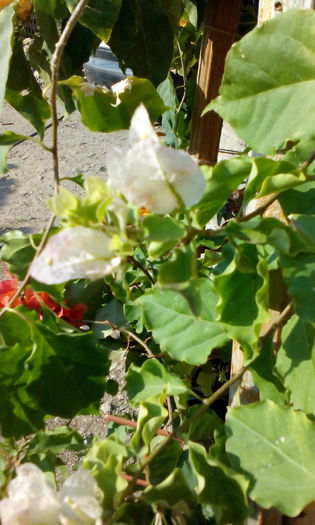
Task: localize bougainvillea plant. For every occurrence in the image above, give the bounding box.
[1,2,315,524]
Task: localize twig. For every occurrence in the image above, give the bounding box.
[86,319,154,357]
[237,193,279,223]
[0,214,56,319]
[127,256,155,284]
[49,0,90,192]
[300,148,315,172]
[166,396,173,433]
[175,37,188,119]
[103,414,182,441]
[120,473,148,488]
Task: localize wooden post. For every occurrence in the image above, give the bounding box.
[189,0,242,165]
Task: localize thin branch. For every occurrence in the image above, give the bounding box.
[300,148,315,172]
[127,256,155,284]
[49,0,90,192]
[87,318,154,357]
[237,193,279,223]
[0,214,56,319]
[175,37,188,119]
[103,414,182,441]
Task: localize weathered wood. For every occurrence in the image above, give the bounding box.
[258,0,314,23]
[189,0,242,165]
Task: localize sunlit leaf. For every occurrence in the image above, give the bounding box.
[126,359,190,405]
[214,257,269,361]
[210,10,315,154]
[138,279,228,365]
[226,401,315,516]
[276,315,315,416]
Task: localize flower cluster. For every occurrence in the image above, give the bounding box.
[0,271,87,327]
[0,463,102,525]
[28,105,206,286]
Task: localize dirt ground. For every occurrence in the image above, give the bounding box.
[0,102,128,235]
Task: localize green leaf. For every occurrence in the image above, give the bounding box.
[48,187,80,219]
[143,468,197,515]
[0,313,44,438]
[157,74,178,147]
[279,181,315,215]
[126,359,190,405]
[243,157,305,206]
[138,279,229,365]
[226,400,315,517]
[5,40,50,138]
[210,10,315,154]
[131,396,167,451]
[0,230,38,280]
[67,76,167,132]
[276,315,315,415]
[83,436,129,514]
[189,441,250,525]
[27,321,109,417]
[143,214,185,242]
[34,0,68,18]
[66,0,122,41]
[0,309,109,437]
[284,135,315,175]
[195,158,252,227]
[281,252,315,322]
[0,4,14,115]
[93,298,126,339]
[158,245,196,287]
[249,338,287,405]
[148,437,181,486]
[185,406,223,444]
[214,257,269,361]
[109,0,175,86]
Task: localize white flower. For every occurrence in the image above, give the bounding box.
[107,104,205,214]
[0,463,60,525]
[59,469,102,525]
[29,226,121,284]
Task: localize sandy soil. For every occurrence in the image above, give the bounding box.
[0,102,128,235]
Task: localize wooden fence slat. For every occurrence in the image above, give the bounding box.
[189,0,242,165]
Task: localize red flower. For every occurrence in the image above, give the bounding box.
[0,269,87,327]
[23,288,58,312]
[57,303,88,327]
[0,277,22,308]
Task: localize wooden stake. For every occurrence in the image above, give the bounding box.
[189,0,242,165]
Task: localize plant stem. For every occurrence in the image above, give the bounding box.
[128,256,155,284]
[0,214,56,319]
[300,148,315,172]
[50,0,90,192]
[88,319,155,357]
